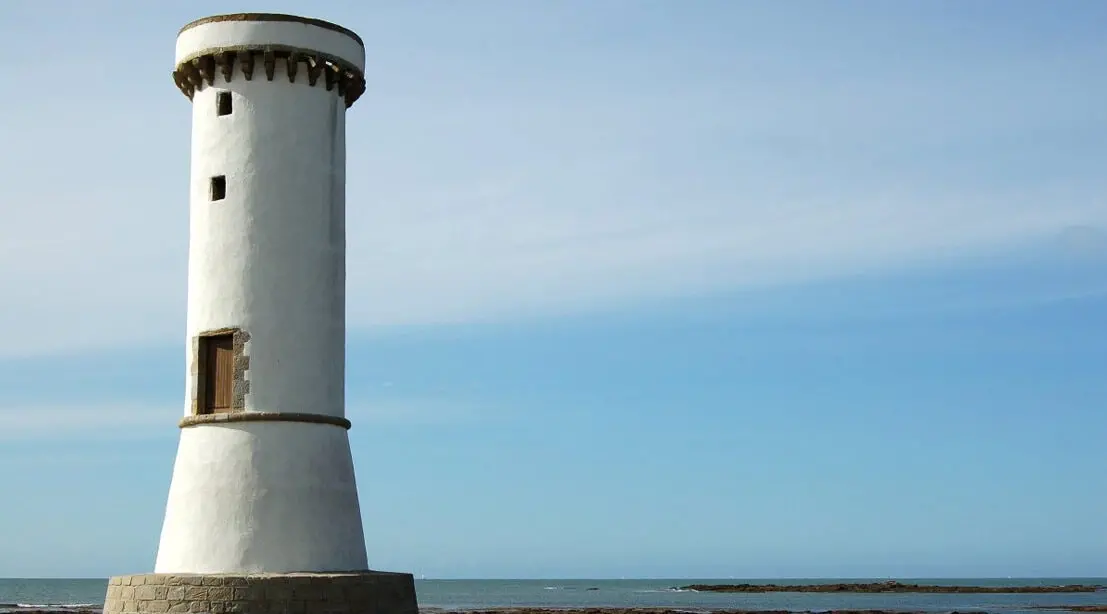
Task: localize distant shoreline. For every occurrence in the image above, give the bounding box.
[681,581,1104,593]
[426,607,1107,614]
[7,607,1107,614]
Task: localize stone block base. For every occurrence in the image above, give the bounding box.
[103,571,418,614]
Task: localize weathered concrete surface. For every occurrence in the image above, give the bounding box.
[102,572,417,614]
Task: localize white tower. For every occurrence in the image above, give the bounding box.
[157,13,369,574]
[102,14,416,614]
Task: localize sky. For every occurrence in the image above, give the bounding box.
[0,0,1105,579]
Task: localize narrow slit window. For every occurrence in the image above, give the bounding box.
[198,333,235,414]
[210,175,226,201]
[216,91,232,116]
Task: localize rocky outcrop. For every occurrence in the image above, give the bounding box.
[1032,608,1107,612]
[10,606,1107,614]
[427,609,1089,614]
[681,581,1103,593]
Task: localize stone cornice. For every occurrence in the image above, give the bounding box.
[173,45,366,108]
[180,412,352,430]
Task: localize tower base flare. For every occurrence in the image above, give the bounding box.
[103,571,418,614]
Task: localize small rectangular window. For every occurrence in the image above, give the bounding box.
[216,91,232,116]
[210,175,226,201]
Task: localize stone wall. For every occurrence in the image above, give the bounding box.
[103,572,418,614]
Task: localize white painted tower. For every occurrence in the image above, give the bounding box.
[156,13,370,574]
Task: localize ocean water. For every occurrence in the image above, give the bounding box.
[1,577,1104,613]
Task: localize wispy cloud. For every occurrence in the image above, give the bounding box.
[0,398,494,440]
[0,404,176,440]
[0,2,1105,359]
[351,177,1106,326]
[348,398,502,426]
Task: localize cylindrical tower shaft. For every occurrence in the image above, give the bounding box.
[155,13,370,574]
[185,45,348,419]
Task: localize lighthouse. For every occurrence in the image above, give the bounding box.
[102,13,417,614]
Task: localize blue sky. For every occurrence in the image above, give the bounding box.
[1,0,1105,579]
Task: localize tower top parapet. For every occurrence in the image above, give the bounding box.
[173,12,366,107]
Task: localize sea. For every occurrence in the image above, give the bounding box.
[1,578,1104,614]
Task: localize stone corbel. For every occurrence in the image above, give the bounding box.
[307,56,323,86]
[217,51,236,83]
[185,62,202,88]
[241,52,255,80]
[286,52,300,83]
[263,50,276,81]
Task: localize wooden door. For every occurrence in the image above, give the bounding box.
[200,334,235,413]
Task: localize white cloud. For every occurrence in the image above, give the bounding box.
[0,399,491,440]
[1,5,1105,359]
[348,175,1107,331]
[347,399,500,426]
[0,404,176,440]
[2,127,1103,361]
